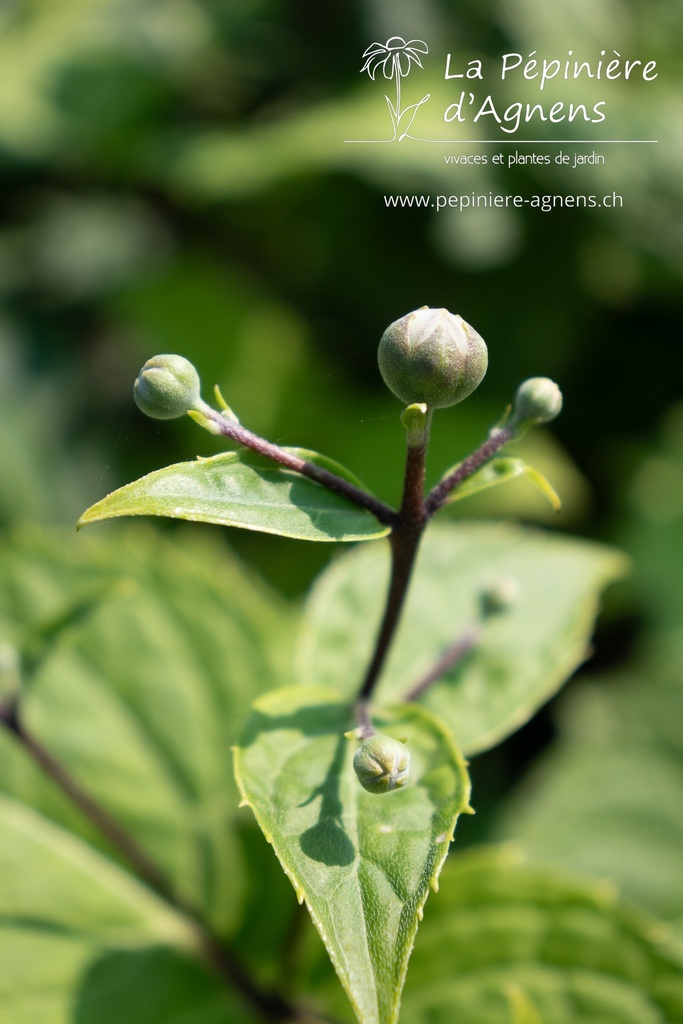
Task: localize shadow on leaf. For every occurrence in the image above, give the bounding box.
[73,945,247,1024]
[299,732,355,867]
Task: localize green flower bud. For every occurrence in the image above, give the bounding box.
[378,307,488,409]
[510,377,563,432]
[134,355,202,420]
[480,576,520,617]
[353,734,410,794]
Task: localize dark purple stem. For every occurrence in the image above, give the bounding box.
[404,623,481,701]
[0,697,299,1022]
[356,433,428,704]
[425,426,513,516]
[355,700,376,739]
[204,410,397,528]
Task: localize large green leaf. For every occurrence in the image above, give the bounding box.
[299,523,628,755]
[0,526,296,936]
[233,684,471,1024]
[300,846,683,1024]
[395,847,683,1024]
[496,668,683,922]
[0,793,256,1024]
[78,449,390,542]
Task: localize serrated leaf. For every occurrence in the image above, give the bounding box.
[0,526,295,936]
[444,457,561,512]
[299,523,628,755]
[78,448,389,542]
[299,847,683,1024]
[233,684,471,1024]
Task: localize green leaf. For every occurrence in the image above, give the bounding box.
[398,847,683,1024]
[0,794,256,1024]
[0,526,296,936]
[300,847,683,1024]
[444,457,561,512]
[233,684,471,1024]
[496,669,683,922]
[78,448,390,542]
[299,523,628,755]
[505,983,544,1024]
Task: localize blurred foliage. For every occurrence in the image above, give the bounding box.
[0,0,682,1019]
[298,522,627,754]
[495,406,683,929]
[1,0,681,584]
[0,526,296,935]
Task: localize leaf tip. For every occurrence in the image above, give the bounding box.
[76,508,96,530]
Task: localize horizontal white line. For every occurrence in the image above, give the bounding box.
[344,139,659,144]
[442,139,658,144]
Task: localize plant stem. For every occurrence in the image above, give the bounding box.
[0,697,173,898]
[424,426,513,516]
[404,624,480,701]
[356,418,430,704]
[355,699,376,739]
[395,63,402,124]
[353,416,513,709]
[0,697,298,1023]
[203,409,397,528]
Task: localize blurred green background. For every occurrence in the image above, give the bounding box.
[1,0,682,930]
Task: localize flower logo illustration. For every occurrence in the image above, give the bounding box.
[360,37,431,141]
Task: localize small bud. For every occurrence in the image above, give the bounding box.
[400,402,429,446]
[378,307,488,409]
[480,576,520,617]
[510,378,563,434]
[353,734,410,794]
[134,355,202,420]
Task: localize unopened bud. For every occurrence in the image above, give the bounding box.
[353,734,410,794]
[510,377,563,434]
[480,576,520,617]
[378,307,488,409]
[134,355,202,420]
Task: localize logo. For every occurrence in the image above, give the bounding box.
[348,38,658,144]
[360,37,431,142]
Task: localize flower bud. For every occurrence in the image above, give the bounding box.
[353,734,410,794]
[510,377,563,432]
[134,352,202,415]
[378,307,488,409]
[134,354,202,420]
[480,576,520,617]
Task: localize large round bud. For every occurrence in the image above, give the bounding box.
[378,307,488,409]
[353,734,410,794]
[134,355,202,420]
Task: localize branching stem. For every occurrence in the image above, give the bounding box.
[425,426,513,516]
[203,409,397,528]
[355,416,513,710]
